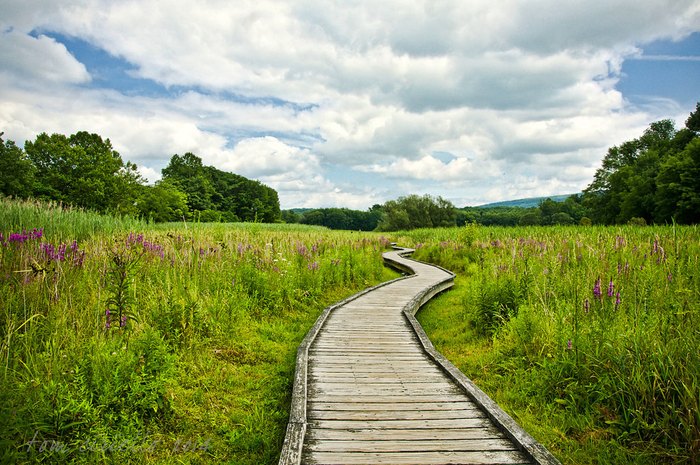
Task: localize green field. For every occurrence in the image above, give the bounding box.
[0,198,398,464]
[1,199,698,464]
[402,224,699,464]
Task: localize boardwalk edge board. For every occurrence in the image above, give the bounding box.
[279,245,561,465]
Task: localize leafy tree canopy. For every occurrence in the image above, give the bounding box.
[24,131,142,215]
[162,152,280,222]
[1,132,281,224]
[377,194,456,231]
[0,133,35,198]
[583,102,700,225]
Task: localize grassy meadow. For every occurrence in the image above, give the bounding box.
[2,198,698,464]
[399,224,699,464]
[0,198,398,464]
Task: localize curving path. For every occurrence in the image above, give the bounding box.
[279,247,560,465]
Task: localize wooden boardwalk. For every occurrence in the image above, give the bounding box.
[279,248,560,465]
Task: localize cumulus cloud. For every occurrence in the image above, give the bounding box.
[0,30,90,85]
[0,0,698,207]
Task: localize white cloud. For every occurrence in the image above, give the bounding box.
[0,30,90,85]
[0,0,698,208]
[218,136,320,177]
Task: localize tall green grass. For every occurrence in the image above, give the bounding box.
[1,198,397,463]
[403,224,700,464]
[0,197,148,241]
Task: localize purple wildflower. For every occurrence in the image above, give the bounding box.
[120,314,127,327]
[607,279,614,297]
[593,277,602,300]
[615,291,621,309]
[584,298,590,313]
[308,261,319,271]
[57,243,67,261]
[566,339,573,351]
[667,272,673,282]
[615,235,626,249]
[9,232,29,244]
[105,308,111,329]
[73,250,86,267]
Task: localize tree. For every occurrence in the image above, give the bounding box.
[583,120,674,224]
[281,210,301,223]
[654,138,700,224]
[0,133,34,198]
[161,152,280,222]
[24,131,143,213]
[377,194,456,231]
[162,153,214,212]
[299,208,381,230]
[136,180,189,222]
[584,103,700,224]
[686,102,700,133]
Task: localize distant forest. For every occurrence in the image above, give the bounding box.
[1,103,698,228]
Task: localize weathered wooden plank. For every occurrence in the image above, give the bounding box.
[306,438,519,453]
[306,426,506,441]
[310,385,462,396]
[309,401,478,411]
[308,408,486,421]
[301,449,532,465]
[309,374,449,383]
[307,418,492,430]
[309,367,442,375]
[308,356,431,362]
[308,394,472,403]
[311,380,459,389]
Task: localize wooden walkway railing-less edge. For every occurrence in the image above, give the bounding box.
[278,246,561,465]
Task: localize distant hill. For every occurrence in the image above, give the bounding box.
[474,194,576,209]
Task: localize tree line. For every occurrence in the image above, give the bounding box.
[0,131,280,223]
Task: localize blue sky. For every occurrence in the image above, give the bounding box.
[1,1,698,209]
[618,32,700,109]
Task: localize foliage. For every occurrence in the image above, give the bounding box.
[24,131,143,216]
[0,133,35,199]
[583,103,700,225]
[135,180,189,222]
[162,152,281,222]
[1,132,282,224]
[0,198,396,464]
[377,194,456,231]
[407,225,700,464]
[296,206,382,230]
[458,195,589,227]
